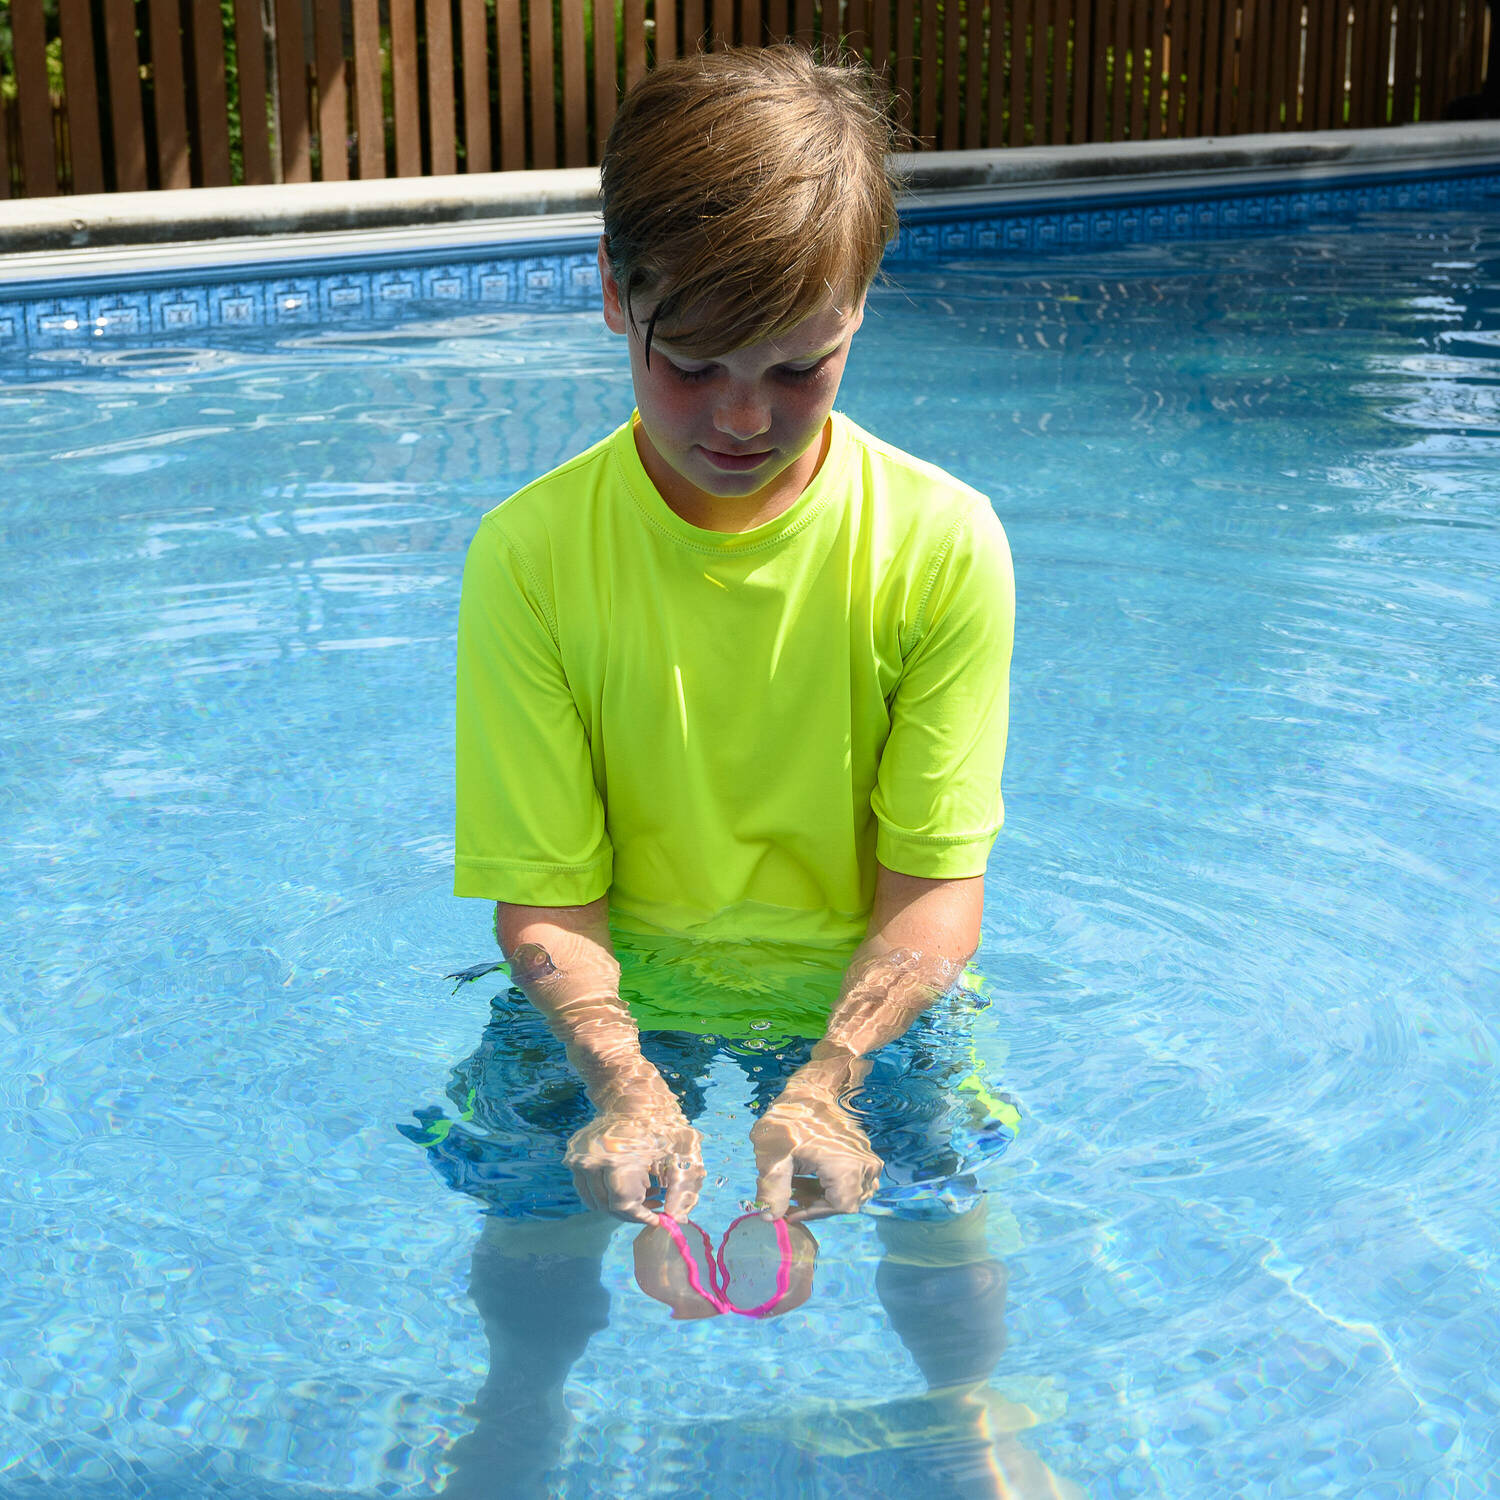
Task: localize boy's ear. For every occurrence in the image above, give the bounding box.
[598,237,627,335]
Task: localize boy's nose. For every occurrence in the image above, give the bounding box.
[712,390,772,443]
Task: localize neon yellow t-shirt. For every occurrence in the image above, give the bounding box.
[454,410,1013,950]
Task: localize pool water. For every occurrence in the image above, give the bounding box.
[4,205,1499,1498]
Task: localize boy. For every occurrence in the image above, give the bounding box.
[442,43,1038,1497]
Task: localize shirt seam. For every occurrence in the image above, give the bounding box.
[879,824,1000,846]
[903,513,967,658]
[456,853,611,875]
[483,517,561,650]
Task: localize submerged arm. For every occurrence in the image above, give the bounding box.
[496,898,704,1225]
[752,866,984,1221]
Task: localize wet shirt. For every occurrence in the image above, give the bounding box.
[454,410,1013,949]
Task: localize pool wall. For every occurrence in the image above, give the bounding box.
[1,122,1498,354]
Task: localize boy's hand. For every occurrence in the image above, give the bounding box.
[564,1089,705,1226]
[751,1061,882,1223]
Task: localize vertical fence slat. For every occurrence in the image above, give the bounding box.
[1071,0,1091,141]
[960,0,981,146]
[147,0,189,188]
[529,0,558,165]
[459,0,491,172]
[1392,0,1418,122]
[190,1,233,186]
[59,0,105,193]
[1333,0,1353,126]
[979,0,1001,145]
[846,0,868,58]
[313,0,348,180]
[14,0,59,196]
[0,94,10,198]
[1364,0,1387,126]
[794,0,817,45]
[1247,0,1270,132]
[1267,0,1291,130]
[102,0,148,191]
[389,0,421,173]
[1129,0,1148,138]
[917,0,938,141]
[426,0,457,174]
[1218,0,1239,133]
[1051,0,1071,142]
[1182,0,1205,135]
[273,0,311,180]
[1009,0,1027,144]
[940,0,962,146]
[870,0,891,100]
[1316,0,1341,127]
[767,0,789,41]
[1468,0,1489,92]
[1146,0,1166,138]
[623,0,647,85]
[1197,0,1219,132]
[712,0,735,46]
[744,0,766,47]
[559,0,587,164]
[893,0,914,132]
[1030,0,1049,144]
[1164,0,1184,135]
[231,0,272,182]
[494,0,525,167]
[1288,0,1308,128]
[1089,0,1109,139]
[1416,0,1438,120]
[592,0,617,150]
[351,0,385,176]
[682,0,706,52]
[1107,0,1126,138]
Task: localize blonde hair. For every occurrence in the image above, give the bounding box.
[600,45,901,360]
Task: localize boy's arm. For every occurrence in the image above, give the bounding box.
[497,898,705,1226]
[751,865,983,1222]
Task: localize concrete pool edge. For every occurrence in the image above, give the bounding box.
[2,123,1498,348]
[1,121,1497,264]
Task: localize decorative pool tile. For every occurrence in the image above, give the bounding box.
[0,163,1495,352]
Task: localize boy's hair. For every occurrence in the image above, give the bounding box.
[600,45,901,360]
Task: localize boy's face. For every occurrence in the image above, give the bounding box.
[598,240,865,524]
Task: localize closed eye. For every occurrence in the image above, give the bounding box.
[666,360,716,383]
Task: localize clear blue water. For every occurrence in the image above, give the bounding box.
[4,206,1499,1499]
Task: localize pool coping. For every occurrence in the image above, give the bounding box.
[1,122,1498,291]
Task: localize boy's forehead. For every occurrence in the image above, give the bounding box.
[647,296,862,360]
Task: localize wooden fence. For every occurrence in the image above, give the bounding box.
[0,1,1491,198]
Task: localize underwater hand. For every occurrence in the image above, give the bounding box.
[751,1066,881,1223]
[564,1088,705,1226]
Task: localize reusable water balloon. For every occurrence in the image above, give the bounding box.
[655,1212,795,1318]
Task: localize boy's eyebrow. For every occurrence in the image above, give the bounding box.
[654,338,845,365]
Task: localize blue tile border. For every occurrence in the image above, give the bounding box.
[0,164,1496,353]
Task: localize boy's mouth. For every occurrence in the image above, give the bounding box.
[699,446,773,472]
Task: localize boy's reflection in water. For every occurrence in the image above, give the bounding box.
[413,957,1075,1499]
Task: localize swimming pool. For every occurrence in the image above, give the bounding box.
[4,200,1498,1498]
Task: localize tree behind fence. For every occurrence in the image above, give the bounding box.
[0,0,1491,199]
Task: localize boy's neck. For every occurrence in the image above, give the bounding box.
[634,420,832,534]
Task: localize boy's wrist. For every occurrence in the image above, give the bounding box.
[783,1048,870,1101]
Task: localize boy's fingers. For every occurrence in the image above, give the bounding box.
[570,1166,602,1214]
[755,1152,796,1219]
[602,1163,655,1224]
[662,1154,705,1220]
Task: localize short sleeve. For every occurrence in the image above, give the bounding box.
[454,516,612,903]
[872,503,1014,879]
